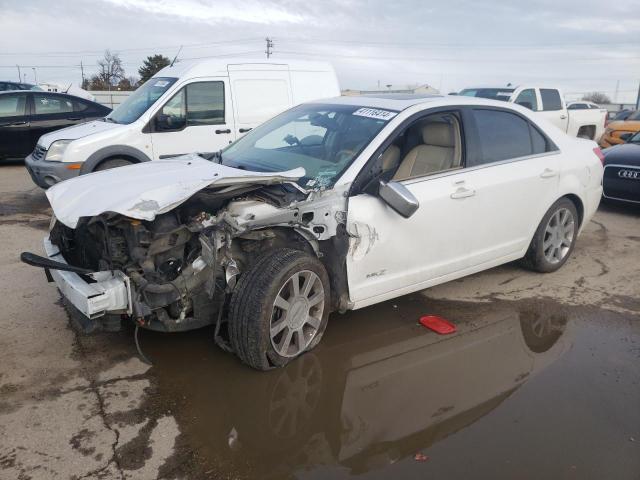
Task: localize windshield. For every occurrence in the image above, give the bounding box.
[629,132,640,143]
[627,110,640,121]
[107,77,177,124]
[459,88,515,101]
[221,103,393,188]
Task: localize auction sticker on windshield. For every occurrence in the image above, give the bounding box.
[353,108,398,121]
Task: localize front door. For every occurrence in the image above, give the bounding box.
[0,92,29,158]
[538,88,568,133]
[29,93,82,149]
[149,79,235,159]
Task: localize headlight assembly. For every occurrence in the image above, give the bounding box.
[45,140,72,161]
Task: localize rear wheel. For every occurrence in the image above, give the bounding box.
[521,198,578,273]
[94,158,133,171]
[228,248,330,370]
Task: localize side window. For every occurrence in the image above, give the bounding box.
[530,125,548,154]
[157,89,186,130]
[540,89,563,111]
[34,94,73,115]
[391,112,463,181]
[471,109,535,163]
[0,94,27,118]
[73,100,91,112]
[186,81,224,125]
[514,89,538,111]
[568,103,587,110]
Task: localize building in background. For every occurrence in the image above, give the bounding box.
[342,83,439,96]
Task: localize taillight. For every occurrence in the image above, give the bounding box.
[593,147,605,166]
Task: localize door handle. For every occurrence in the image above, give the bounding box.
[450,186,476,199]
[560,114,567,119]
[215,129,231,134]
[67,117,82,121]
[540,168,559,179]
[239,128,252,133]
[8,121,28,126]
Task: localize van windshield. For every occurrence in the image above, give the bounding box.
[107,77,177,124]
[221,103,392,188]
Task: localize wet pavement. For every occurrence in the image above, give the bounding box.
[137,297,640,479]
[1,164,639,479]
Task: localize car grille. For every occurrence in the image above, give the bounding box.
[32,145,47,161]
[603,165,640,203]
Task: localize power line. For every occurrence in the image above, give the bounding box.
[276,50,640,64]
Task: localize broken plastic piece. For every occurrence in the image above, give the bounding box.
[419,315,457,334]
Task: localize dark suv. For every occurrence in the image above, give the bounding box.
[0,81,42,91]
[0,91,111,161]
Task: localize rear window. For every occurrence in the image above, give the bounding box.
[471,109,552,165]
[459,88,514,101]
[0,93,27,117]
[540,89,563,111]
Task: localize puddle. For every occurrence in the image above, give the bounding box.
[117,296,640,478]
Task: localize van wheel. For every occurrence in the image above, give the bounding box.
[228,248,330,370]
[521,198,578,273]
[94,158,133,171]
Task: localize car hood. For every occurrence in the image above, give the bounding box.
[603,143,640,167]
[606,120,640,132]
[46,154,305,228]
[38,120,121,149]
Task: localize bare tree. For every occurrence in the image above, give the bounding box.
[91,50,125,90]
[581,92,611,104]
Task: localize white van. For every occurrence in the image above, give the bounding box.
[25,59,340,188]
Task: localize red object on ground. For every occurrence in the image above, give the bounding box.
[419,315,457,334]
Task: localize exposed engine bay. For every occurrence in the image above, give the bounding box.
[48,176,351,347]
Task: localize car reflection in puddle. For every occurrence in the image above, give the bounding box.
[144,295,576,478]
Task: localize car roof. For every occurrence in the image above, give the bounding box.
[310,93,515,111]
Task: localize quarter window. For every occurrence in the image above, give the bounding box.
[0,93,27,118]
[540,89,563,111]
[34,94,73,115]
[472,109,549,164]
[514,89,538,111]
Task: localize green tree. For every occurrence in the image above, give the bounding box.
[138,54,171,83]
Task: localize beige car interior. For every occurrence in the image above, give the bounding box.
[380,114,462,181]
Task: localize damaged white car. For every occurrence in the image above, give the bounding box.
[21,95,604,369]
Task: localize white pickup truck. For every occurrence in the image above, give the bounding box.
[459,86,608,141]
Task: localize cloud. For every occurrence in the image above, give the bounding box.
[102,0,305,25]
[557,17,640,34]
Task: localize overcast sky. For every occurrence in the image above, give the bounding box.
[1,0,638,102]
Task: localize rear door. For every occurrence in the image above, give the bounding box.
[228,64,293,137]
[538,88,569,132]
[29,93,80,147]
[461,107,560,262]
[148,79,235,159]
[0,92,30,157]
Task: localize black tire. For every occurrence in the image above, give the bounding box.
[521,198,579,273]
[94,158,133,171]
[228,248,330,370]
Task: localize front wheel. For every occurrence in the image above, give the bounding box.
[228,248,330,370]
[521,198,579,273]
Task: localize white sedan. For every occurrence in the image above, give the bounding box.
[22,94,604,369]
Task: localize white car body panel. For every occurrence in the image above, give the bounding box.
[46,154,304,228]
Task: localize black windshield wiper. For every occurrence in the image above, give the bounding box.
[104,117,118,124]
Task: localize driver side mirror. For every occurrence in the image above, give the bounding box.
[378,180,419,218]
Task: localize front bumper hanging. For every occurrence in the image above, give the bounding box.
[21,237,132,319]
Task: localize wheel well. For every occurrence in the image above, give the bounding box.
[94,155,139,170]
[576,125,595,139]
[562,194,584,227]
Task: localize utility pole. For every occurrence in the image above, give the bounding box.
[80,61,85,88]
[636,80,640,110]
[16,65,21,83]
[265,37,274,59]
[32,67,37,84]
[613,80,620,103]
